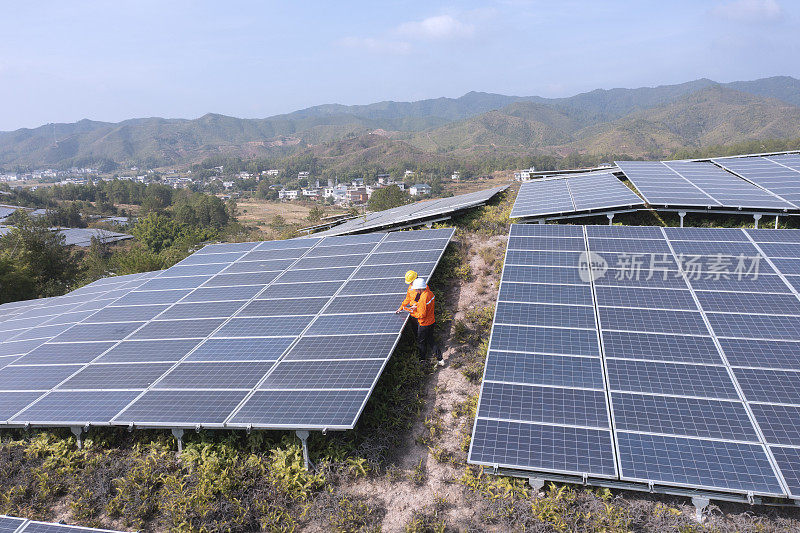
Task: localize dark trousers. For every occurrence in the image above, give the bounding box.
[416,323,441,361]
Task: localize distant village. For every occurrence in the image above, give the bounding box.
[0,166,494,207]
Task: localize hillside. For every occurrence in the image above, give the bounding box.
[1,76,800,168]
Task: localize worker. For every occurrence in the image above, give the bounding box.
[402,270,418,326]
[396,276,444,366]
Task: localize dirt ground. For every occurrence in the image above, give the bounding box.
[337,231,508,530]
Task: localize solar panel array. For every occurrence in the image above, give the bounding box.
[0,515,126,533]
[713,155,800,207]
[57,228,133,247]
[310,186,506,237]
[616,160,798,211]
[0,228,453,431]
[510,173,644,219]
[470,224,800,499]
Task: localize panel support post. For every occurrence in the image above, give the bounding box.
[528,477,544,493]
[537,219,545,225]
[296,430,312,471]
[606,213,614,226]
[171,428,184,454]
[691,496,709,522]
[776,215,779,229]
[753,213,762,229]
[70,426,83,450]
[678,211,686,228]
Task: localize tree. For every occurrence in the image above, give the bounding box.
[131,213,187,253]
[368,185,407,211]
[307,206,324,223]
[0,254,36,303]
[0,215,78,298]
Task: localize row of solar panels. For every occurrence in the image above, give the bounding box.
[470,224,800,500]
[0,228,454,431]
[0,515,125,533]
[0,227,132,247]
[510,153,800,220]
[310,185,507,236]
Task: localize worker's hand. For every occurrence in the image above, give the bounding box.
[395,308,401,314]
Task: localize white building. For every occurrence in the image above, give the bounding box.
[404,170,415,178]
[279,189,299,200]
[264,169,280,176]
[223,181,234,190]
[451,171,461,181]
[298,171,310,180]
[409,183,431,196]
[302,188,320,198]
[514,167,536,181]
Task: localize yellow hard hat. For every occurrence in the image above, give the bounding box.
[404,270,418,284]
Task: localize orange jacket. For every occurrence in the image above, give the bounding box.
[400,286,435,326]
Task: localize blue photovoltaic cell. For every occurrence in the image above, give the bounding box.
[59,363,173,390]
[213,316,313,337]
[770,447,800,497]
[746,228,800,243]
[687,274,790,293]
[479,382,609,427]
[160,301,246,320]
[706,313,800,340]
[484,352,603,389]
[719,338,800,369]
[131,319,225,339]
[12,344,108,367]
[12,390,141,423]
[612,393,758,441]
[0,392,44,419]
[228,389,366,428]
[239,298,328,317]
[259,360,384,390]
[589,238,670,254]
[599,307,708,335]
[498,282,593,306]
[617,432,783,495]
[502,266,587,285]
[695,291,800,314]
[616,161,717,207]
[606,359,738,399]
[115,390,249,425]
[594,286,696,310]
[602,331,722,364]
[470,419,617,476]
[734,368,800,404]
[510,224,583,238]
[594,270,688,289]
[505,250,584,267]
[750,404,800,446]
[306,313,406,335]
[490,325,599,357]
[97,339,202,363]
[508,236,586,252]
[203,271,279,287]
[282,334,398,361]
[185,338,293,362]
[0,365,79,391]
[53,322,144,342]
[495,302,596,329]
[154,361,275,389]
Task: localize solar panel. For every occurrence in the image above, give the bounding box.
[0,515,127,532]
[308,186,506,236]
[0,228,454,433]
[712,156,800,207]
[616,160,798,211]
[470,224,800,500]
[510,172,644,219]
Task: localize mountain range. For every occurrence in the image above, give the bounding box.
[2,76,800,170]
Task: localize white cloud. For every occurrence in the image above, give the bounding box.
[338,36,411,54]
[394,15,475,41]
[711,0,782,22]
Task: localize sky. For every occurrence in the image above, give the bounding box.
[1,0,799,131]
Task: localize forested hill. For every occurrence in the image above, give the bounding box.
[2,76,800,169]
